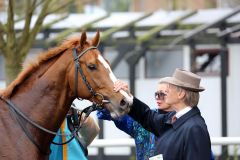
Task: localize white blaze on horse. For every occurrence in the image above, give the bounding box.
[0,31,131,160]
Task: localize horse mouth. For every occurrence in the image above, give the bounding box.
[110,104,131,119]
[101,94,131,119]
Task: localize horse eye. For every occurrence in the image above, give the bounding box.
[88,64,97,70]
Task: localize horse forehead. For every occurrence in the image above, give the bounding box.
[97,54,117,83]
[97,55,110,69]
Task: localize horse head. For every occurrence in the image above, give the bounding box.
[67,31,132,118]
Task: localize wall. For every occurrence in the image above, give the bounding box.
[227,45,240,137]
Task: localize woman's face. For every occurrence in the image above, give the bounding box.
[155,83,172,111]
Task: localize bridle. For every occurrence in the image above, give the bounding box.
[72,46,109,105]
[0,46,109,154]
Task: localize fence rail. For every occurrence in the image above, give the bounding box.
[89,137,240,148]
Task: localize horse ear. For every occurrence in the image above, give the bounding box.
[92,30,100,47]
[80,31,87,47]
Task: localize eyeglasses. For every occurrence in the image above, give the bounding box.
[154,91,166,100]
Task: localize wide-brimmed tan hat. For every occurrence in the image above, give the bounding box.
[159,68,205,92]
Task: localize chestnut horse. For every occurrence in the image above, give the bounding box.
[0,31,131,160]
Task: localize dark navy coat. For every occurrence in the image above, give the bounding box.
[128,97,211,160]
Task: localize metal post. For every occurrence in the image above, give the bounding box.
[97,120,104,160]
[129,63,136,159]
[43,29,50,50]
[219,21,229,159]
[220,44,228,159]
[112,44,135,71]
[188,39,196,72]
[129,63,136,95]
[126,46,147,94]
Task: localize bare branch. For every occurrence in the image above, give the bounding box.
[42,14,69,30]
[0,8,6,55]
[30,0,52,33]
[49,0,59,5]
[20,0,73,57]
[0,21,6,33]
[0,31,6,55]
[0,21,6,55]
[19,0,73,57]
[17,0,37,51]
[47,0,74,14]
[6,0,16,54]
[35,0,45,8]
[14,16,25,23]
[19,0,52,57]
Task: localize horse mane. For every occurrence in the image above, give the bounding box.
[1,35,86,99]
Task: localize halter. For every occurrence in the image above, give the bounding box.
[72,47,97,98]
[72,46,108,105]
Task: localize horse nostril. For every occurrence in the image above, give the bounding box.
[120,99,126,106]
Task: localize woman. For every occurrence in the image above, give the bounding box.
[114,68,212,160]
[97,83,172,160]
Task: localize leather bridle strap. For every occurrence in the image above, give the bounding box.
[1,97,72,136]
[0,96,101,153]
[72,47,97,99]
[0,97,52,155]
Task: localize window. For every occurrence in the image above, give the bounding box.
[145,49,183,78]
[192,48,228,76]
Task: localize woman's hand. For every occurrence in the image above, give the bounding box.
[114,80,130,94]
[114,80,133,106]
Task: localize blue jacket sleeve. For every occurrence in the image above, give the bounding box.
[97,109,135,137]
[96,109,112,120]
[113,115,135,137]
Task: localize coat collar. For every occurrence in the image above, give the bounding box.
[166,107,201,130]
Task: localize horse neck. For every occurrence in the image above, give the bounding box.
[11,52,75,148]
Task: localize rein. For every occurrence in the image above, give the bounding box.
[0,95,100,154]
[0,46,108,154]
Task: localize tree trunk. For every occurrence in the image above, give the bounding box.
[4,53,24,85]
[1,0,75,85]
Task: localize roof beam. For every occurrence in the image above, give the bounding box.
[46,14,109,46]
[137,10,197,43]
[218,24,240,38]
[100,12,153,42]
[42,14,69,30]
[169,6,240,47]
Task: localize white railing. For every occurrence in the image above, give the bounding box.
[89,137,240,148]
[211,137,240,145]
